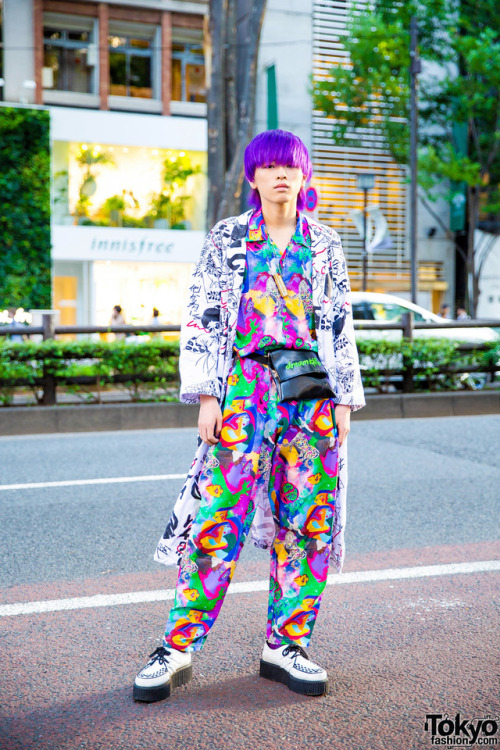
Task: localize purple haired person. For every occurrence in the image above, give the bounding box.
[133,130,365,702]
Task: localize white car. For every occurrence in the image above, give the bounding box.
[351,292,499,344]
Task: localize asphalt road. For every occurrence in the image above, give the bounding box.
[0,415,499,750]
[0,415,498,586]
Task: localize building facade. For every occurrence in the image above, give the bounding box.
[254,0,454,312]
[1,0,462,325]
[2,0,208,328]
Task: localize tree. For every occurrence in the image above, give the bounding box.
[207,0,267,226]
[312,0,500,315]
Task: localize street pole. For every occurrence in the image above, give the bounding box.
[357,172,374,291]
[362,187,368,292]
[409,15,421,305]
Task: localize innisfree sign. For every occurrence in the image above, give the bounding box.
[51,226,206,264]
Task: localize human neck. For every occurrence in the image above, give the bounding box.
[260,199,297,230]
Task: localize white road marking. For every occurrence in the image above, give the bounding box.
[0,474,185,491]
[0,560,498,618]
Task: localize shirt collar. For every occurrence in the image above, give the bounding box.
[247,208,311,248]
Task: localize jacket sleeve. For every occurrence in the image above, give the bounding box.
[179,225,224,404]
[330,230,365,411]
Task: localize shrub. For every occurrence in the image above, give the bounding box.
[0,337,498,405]
[0,339,180,405]
[0,108,51,309]
[355,338,499,392]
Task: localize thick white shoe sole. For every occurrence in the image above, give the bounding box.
[133,663,193,703]
[260,658,328,696]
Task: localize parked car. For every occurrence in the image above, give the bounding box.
[351,292,499,344]
[351,292,499,390]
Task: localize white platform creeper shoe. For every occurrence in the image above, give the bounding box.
[133,645,192,702]
[260,642,328,696]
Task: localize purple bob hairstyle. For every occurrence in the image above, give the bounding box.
[244,129,313,210]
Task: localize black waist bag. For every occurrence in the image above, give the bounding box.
[247,348,335,402]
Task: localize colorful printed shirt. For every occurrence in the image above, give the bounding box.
[234,209,318,355]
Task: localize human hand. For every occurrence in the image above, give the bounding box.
[199,395,223,446]
[334,404,351,447]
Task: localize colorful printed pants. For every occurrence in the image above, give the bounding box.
[163,354,339,652]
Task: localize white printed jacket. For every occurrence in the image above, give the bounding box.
[155,209,365,573]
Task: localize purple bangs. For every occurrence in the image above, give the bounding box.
[244,129,313,210]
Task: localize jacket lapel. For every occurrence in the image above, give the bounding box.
[308,219,334,321]
[217,211,252,398]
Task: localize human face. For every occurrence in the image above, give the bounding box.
[250,162,306,209]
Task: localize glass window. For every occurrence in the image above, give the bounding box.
[60,141,206,231]
[43,26,93,93]
[171,54,182,102]
[68,31,90,43]
[171,42,205,103]
[368,303,413,321]
[109,35,153,98]
[413,311,426,322]
[352,303,367,320]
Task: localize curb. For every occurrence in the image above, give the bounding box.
[0,402,199,436]
[0,391,499,436]
[355,390,500,420]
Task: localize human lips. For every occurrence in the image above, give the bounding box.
[274,184,289,190]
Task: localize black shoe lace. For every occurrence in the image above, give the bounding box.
[147,646,171,666]
[282,644,309,660]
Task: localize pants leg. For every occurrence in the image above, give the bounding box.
[163,356,273,652]
[163,474,256,651]
[266,397,339,647]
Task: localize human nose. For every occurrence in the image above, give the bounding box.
[276,165,287,179]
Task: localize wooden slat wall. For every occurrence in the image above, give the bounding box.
[312,0,409,286]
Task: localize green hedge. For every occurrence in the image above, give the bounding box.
[0,339,180,405]
[0,338,498,405]
[0,107,51,309]
[356,337,500,392]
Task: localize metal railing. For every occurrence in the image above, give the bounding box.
[1,312,499,405]
[354,313,500,392]
[2,312,499,339]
